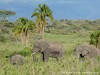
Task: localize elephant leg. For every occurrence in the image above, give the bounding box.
[43,51,49,62]
[55,52,63,61]
[41,52,44,61]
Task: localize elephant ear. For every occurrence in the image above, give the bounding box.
[40,41,49,52]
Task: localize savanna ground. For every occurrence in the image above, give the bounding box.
[0,31,100,75]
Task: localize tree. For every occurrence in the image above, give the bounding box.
[0,10,16,22]
[90,30,100,49]
[12,17,35,46]
[31,4,54,39]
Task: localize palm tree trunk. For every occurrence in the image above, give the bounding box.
[25,32,30,47]
[40,24,44,39]
[21,32,25,45]
[40,29,44,39]
[41,25,44,39]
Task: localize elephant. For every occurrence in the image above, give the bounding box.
[32,40,64,62]
[75,44,100,59]
[10,54,24,65]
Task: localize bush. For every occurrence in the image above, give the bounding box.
[0,50,11,58]
[0,35,7,43]
[90,30,100,48]
[1,28,10,34]
[19,47,32,57]
[2,47,32,59]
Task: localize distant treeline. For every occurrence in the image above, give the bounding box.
[0,19,100,35]
[46,19,100,34]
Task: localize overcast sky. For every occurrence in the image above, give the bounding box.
[0,0,100,21]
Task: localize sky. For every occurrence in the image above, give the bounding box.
[0,0,100,21]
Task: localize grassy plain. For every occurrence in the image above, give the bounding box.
[0,31,100,75]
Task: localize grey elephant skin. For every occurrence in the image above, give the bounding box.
[32,40,64,62]
[75,44,100,59]
[10,54,24,65]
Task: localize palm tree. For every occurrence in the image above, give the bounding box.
[12,17,35,46]
[31,4,54,39]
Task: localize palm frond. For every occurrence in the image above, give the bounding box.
[31,12,40,18]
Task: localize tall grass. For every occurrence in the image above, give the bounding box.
[0,31,99,75]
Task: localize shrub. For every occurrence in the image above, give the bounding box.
[19,47,32,57]
[0,35,7,43]
[1,28,10,34]
[3,47,32,59]
[90,30,100,48]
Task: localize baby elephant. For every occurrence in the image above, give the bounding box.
[75,44,100,59]
[32,40,64,62]
[10,54,24,65]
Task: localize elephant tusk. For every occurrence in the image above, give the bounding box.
[31,52,36,56]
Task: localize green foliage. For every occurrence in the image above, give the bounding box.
[0,8,100,75]
[0,10,16,21]
[46,20,100,35]
[4,22,15,28]
[12,17,35,46]
[0,35,7,43]
[12,17,35,36]
[1,47,32,58]
[19,47,32,57]
[1,28,10,34]
[90,30,100,48]
[31,4,54,38]
[0,21,14,29]
[31,4,53,21]
[0,32,100,75]
[0,49,12,58]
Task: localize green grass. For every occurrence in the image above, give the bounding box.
[0,32,100,75]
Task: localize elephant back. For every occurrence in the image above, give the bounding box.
[75,44,100,58]
[88,45,100,58]
[10,54,24,65]
[34,39,49,52]
[49,42,64,53]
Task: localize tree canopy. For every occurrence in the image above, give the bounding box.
[90,30,100,49]
[31,4,54,39]
[0,10,16,21]
[12,17,35,46]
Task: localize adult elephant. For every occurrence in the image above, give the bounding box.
[75,44,100,59]
[32,40,64,62]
